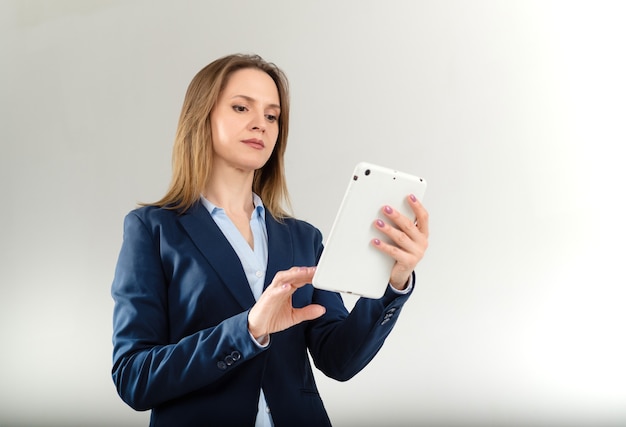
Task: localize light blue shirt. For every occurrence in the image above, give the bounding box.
[200,193,273,427]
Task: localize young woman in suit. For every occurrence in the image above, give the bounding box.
[111,53,429,426]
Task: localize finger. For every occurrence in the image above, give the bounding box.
[372,237,421,268]
[408,194,429,238]
[376,213,420,253]
[381,204,422,242]
[292,304,326,324]
[271,266,316,290]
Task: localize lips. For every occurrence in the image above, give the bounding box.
[241,138,265,149]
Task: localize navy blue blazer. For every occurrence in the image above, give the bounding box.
[111,201,413,427]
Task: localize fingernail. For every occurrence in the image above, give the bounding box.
[410,194,417,202]
[373,238,381,246]
[384,206,393,214]
[376,219,385,228]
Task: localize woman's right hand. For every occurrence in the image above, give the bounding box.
[248,266,326,341]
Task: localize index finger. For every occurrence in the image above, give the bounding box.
[272,266,317,290]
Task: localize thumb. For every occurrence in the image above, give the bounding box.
[292,304,326,324]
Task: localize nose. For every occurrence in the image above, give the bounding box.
[249,112,266,133]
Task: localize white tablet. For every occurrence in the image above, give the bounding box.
[312,162,427,299]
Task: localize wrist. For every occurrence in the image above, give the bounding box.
[247,310,265,341]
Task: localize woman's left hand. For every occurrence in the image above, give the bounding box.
[372,194,429,290]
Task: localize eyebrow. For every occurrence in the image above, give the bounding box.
[231,94,280,110]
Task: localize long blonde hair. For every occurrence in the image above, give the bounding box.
[150,53,292,218]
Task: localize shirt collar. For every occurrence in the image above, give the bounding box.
[200,193,265,220]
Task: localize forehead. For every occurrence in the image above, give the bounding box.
[221,68,280,105]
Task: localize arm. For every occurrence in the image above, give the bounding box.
[111,212,265,411]
[306,276,414,382]
[307,195,428,380]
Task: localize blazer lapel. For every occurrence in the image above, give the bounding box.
[264,214,294,290]
[178,202,256,310]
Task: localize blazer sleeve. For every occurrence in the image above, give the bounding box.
[111,211,265,411]
[304,227,415,382]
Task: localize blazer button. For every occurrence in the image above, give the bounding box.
[225,355,235,366]
[217,361,227,370]
[231,351,241,361]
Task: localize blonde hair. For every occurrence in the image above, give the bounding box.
[149,53,292,218]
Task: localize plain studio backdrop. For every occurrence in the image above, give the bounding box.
[1,1,625,426]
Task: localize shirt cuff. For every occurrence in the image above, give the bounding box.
[389,274,414,295]
[249,331,270,348]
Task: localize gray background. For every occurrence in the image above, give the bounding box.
[1,1,625,426]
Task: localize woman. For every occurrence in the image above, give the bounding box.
[111,53,429,427]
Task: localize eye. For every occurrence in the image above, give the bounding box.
[265,114,278,123]
[232,105,248,113]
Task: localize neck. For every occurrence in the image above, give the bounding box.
[203,165,255,216]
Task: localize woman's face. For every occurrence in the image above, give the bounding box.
[209,67,280,173]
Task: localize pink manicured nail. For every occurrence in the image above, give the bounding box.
[384,206,393,214]
[373,238,381,246]
[410,194,417,202]
[376,219,385,228]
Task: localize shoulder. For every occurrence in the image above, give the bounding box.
[281,216,320,233]
[126,205,179,223]
[268,214,323,244]
[122,205,188,235]
[280,215,321,235]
